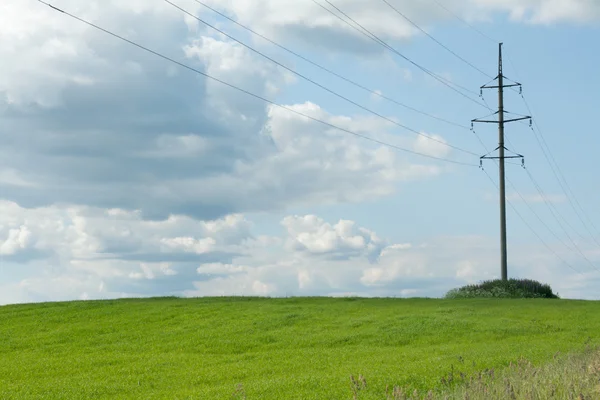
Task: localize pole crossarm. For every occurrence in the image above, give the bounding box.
[472,118,500,124]
[482,155,524,160]
[481,77,523,95]
[505,116,531,124]
[472,115,531,124]
[482,83,522,89]
[479,146,525,168]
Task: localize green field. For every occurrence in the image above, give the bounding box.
[1,297,599,399]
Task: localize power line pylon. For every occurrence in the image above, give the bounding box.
[472,43,531,281]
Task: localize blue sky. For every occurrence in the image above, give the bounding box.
[243,6,600,251]
[1,0,599,304]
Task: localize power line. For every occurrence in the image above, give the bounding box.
[528,110,600,242]
[318,0,480,98]
[524,167,588,244]
[471,87,587,276]
[475,130,586,277]
[474,126,584,275]
[311,0,488,109]
[482,168,583,276]
[36,0,478,167]
[471,44,595,278]
[380,0,493,79]
[522,167,600,272]
[504,48,600,243]
[516,55,600,239]
[33,0,591,285]
[430,0,498,44]
[163,0,479,156]
[191,0,470,131]
[505,176,575,255]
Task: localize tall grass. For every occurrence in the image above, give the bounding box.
[363,344,600,399]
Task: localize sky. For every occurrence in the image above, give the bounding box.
[1,0,599,305]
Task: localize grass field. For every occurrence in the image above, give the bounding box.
[1,297,599,399]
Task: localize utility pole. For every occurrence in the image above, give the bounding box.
[472,43,531,281]
[497,45,508,281]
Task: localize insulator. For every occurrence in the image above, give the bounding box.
[519,86,522,95]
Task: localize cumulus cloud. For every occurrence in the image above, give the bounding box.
[0,200,250,272]
[0,0,455,305]
[0,226,34,256]
[1,0,597,305]
[0,199,256,303]
[473,0,600,24]
[0,0,448,222]
[282,215,385,261]
[1,207,599,304]
[197,0,600,58]
[185,219,600,300]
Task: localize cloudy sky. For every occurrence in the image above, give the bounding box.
[1,0,599,305]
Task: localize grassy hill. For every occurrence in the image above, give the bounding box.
[1,297,599,399]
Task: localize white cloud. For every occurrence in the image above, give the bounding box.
[196,262,249,275]
[0,1,457,306]
[1,207,599,304]
[129,262,178,280]
[1,0,598,306]
[186,219,600,301]
[203,0,600,53]
[282,215,385,260]
[196,0,600,61]
[1,2,445,221]
[160,237,217,254]
[413,132,452,159]
[473,0,600,24]
[0,200,251,267]
[0,225,33,256]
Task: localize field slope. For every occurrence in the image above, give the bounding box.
[1,297,598,399]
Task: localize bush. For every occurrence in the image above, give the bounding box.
[445,279,559,299]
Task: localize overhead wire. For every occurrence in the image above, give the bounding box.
[528,111,600,242]
[379,0,493,79]
[34,0,594,277]
[510,165,600,273]
[473,126,589,274]
[35,0,478,167]
[506,177,576,255]
[191,0,470,131]
[481,168,583,276]
[319,0,480,98]
[470,39,597,276]
[429,0,498,44]
[311,0,488,109]
[386,0,594,268]
[163,0,479,156]
[383,0,595,275]
[35,0,597,279]
[524,167,587,244]
[506,49,600,244]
